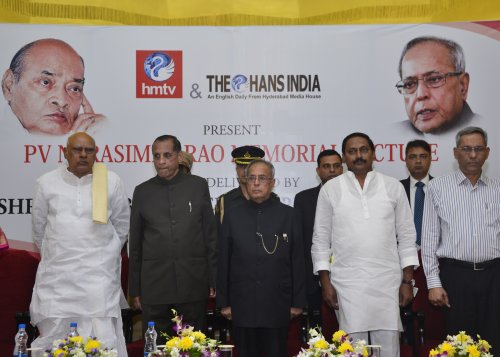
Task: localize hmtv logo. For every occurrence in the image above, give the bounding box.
[136,50,183,98]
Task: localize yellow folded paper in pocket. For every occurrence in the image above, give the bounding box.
[92,163,108,224]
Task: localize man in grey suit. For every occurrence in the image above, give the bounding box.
[129,135,217,337]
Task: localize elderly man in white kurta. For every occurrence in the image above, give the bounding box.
[312,132,418,357]
[30,132,130,355]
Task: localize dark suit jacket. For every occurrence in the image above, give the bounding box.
[129,172,217,304]
[293,185,321,295]
[216,198,306,328]
[400,175,433,205]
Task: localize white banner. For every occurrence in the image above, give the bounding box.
[1,22,499,250]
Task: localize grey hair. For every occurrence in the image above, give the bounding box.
[245,159,275,179]
[398,36,466,78]
[455,126,488,147]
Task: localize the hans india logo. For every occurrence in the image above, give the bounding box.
[207,74,321,100]
[136,50,183,98]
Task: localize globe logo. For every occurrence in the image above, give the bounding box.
[231,74,248,93]
[144,52,175,82]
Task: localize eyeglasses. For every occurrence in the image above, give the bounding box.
[247,175,273,183]
[395,71,463,95]
[70,147,96,155]
[458,146,486,154]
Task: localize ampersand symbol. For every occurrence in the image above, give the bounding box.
[190,83,202,99]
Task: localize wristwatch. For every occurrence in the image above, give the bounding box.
[402,279,415,286]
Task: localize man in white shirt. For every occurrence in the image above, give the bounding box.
[422,126,500,353]
[312,132,419,357]
[30,132,130,354]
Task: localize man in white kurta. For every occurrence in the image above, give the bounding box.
[312,132,418,357]
[30,132,130,355]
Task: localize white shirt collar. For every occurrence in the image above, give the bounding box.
[410,174,430,187]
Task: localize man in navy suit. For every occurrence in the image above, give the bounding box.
[293,149,343,328]
[400,140,433,248]
[400,139,433,345]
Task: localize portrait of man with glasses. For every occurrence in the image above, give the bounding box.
[395,36,477,134]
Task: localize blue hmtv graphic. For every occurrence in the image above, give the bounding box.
[231,74,248,92]
[144,52,175,82]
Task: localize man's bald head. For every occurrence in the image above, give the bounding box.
[64,132,96,178]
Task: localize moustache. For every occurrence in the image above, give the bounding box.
[353,158,366,164]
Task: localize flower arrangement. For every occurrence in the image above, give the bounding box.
[296,327,369,357]
[150,309,220,357]
[42,336,117,356]
[429,331,493,357]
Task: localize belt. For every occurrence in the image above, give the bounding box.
[439,257,500,271]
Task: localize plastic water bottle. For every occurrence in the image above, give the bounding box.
[144,321,157,356]
[13,323,28,357]
[68,322,79,338]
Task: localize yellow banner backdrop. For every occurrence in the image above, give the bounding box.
[1,0,500,26]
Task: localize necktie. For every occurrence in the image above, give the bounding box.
[414,181,425,246]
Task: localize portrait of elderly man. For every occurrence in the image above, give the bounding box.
[1,38,104,135]
[395,36,476,134]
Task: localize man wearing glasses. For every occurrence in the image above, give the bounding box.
[395,36,475,134]
[30,132,130,354]
[422,126,500,353]
[217,159,306,357]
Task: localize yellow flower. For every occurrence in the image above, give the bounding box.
[179,336,193,351]
[69,335,83,345]
[332,330,347,343]
[313,339,329,349]
[84,339,101,353]
[457,331,471,343]
[478,339,491,352]
[439,342,455,357]
[361,347,368,357]
[466,345,480,357]
[192,331,206,342]
[337,341,354,354]
[429,349,439,356]
[54,349,67,357]
[166,336,180,349]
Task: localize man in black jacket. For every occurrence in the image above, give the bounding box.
[217,159,306,357]
[129,135,217,337]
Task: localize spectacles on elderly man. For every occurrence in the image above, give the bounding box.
[457,146,486,154]
[395,71,463,95]
[247,175,273,183]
